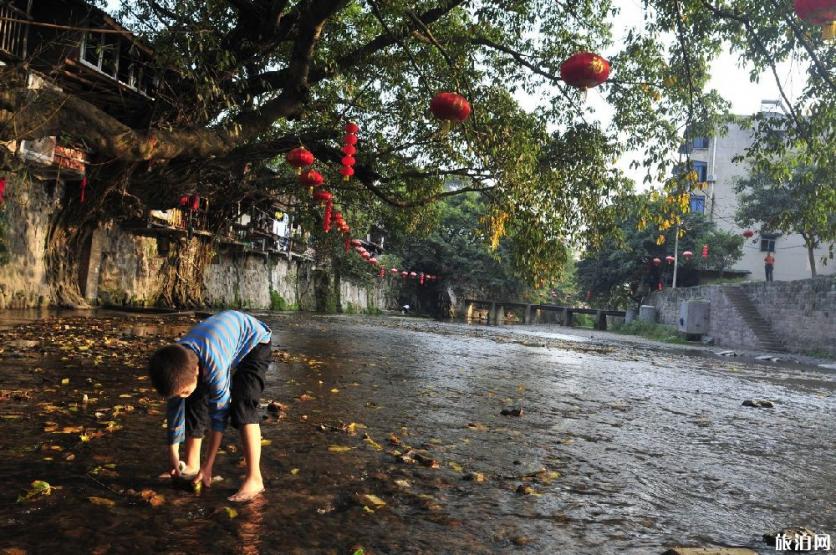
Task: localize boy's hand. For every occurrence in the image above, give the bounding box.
[193,464,213,488]
[168,444,180,478]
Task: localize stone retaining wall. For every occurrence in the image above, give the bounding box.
[0,176,59,309]
[649,277,836,355]
[0,175,391,312]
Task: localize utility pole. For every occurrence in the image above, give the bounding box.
[672,223,680,289]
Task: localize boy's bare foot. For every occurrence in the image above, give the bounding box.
[228,480,265,503]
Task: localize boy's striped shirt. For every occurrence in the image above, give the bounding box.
[166,311,271,444]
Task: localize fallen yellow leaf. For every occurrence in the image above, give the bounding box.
[328,445,354,453]
[88,496,116,507]
[362,494,386,507]
[224,506,238,519]
[290,468,300,475]
[363,435,383,451]
[260,439,272,446]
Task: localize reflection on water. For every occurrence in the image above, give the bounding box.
[0,312,833,554]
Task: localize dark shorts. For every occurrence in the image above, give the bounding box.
[184,342,272,437]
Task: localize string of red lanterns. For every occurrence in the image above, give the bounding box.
[340,123,358,181]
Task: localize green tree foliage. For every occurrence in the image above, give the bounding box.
[0,0,830,287]
[736,160,835,278]
[577,195,743,307]
[387,192,558,301]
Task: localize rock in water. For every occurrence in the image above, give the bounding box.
[500,407,523,417]
[742,400,774,408]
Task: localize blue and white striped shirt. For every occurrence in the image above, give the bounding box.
[166,311,271,444]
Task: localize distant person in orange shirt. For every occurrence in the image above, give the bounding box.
[764,252,775,282]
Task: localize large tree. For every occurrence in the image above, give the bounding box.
[0,0,831,304]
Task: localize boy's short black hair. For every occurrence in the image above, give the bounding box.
[148,344,198,398]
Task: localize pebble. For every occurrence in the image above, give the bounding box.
[516,484,535,495]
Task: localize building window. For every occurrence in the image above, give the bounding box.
[760,234,777,252]
[692,161,708,183]
[690,194,705,214]
[692,137,709,149]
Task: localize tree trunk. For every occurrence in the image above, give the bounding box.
[807,244,817,278]
[801,232,817,278]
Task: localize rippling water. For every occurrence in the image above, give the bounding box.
[0,312,833,554]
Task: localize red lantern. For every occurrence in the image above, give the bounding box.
[350,239,362,247]
[683,250,694,260]
[0,177,5,204]
[286,147,314,174]
[378,267,385,278]
[299,169,324,188]
[419,273,425,286]
[178,194,189,207]
[742,229,754,238]
[342,145,356,156]
[362,252,370,260]
[345,122,359,134]
[189,193,199,212]
[430,92,471,122]
[391,267,398,274]
[665,255,675,265]
[369,257,378,265]
[794,0,836,40]
[401,271,408,279]
[560,52,611,90]
[339,166,355,180]
[313,190,332,203]
[702,245,709,258]
[409,271,417,279]
[652,257,662,267]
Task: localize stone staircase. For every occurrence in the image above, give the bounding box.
[723,286,786,352]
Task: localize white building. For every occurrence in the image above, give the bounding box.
[687,104,834,282]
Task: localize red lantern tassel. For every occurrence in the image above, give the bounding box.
[344,238,350,253]
[80,176,87,203]
[0,177,6,204]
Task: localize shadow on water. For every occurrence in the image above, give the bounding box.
[0,312,834,554]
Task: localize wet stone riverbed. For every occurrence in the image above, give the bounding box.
[0,311,834,554]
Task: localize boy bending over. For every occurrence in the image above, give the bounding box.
[148,310,272,502]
